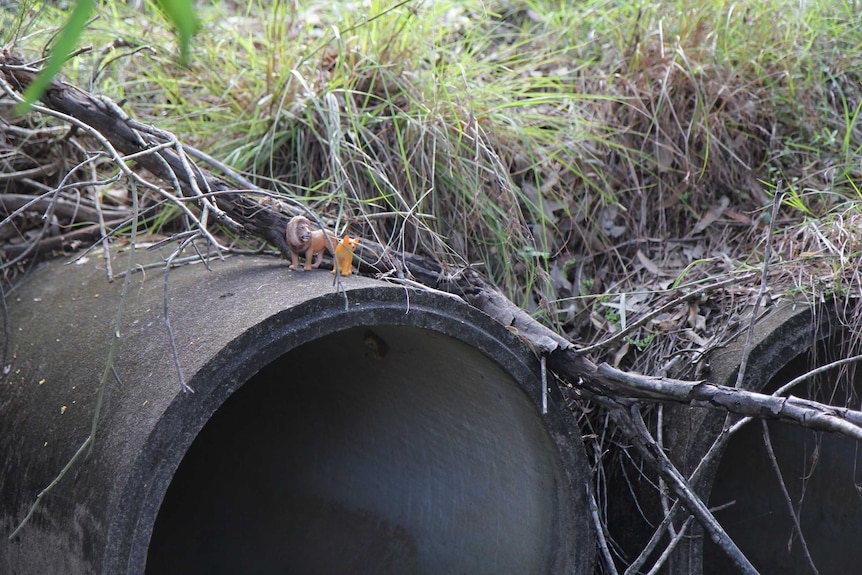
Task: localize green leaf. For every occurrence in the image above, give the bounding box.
[16,0,94,114]
[156,0,200,64]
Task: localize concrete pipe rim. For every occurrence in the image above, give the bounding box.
[100,284,593,574]
[662,300,845,575]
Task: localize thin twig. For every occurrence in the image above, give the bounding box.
[92,173,114,281]
[0,277,7,372]
[655,405,677,540]
[8,437,91,540]
[588,481,620,575]
[772,352,862,398]
[87,185,138,455]
[2,218,127,260]
[644,515,694,575]
[734,182,782,388]
[0,160,61,181]
[79,144,115,282]
[163,237,197,394]
[0,172,120,233]
[626,405,758,574]
[126,116,236,227]
[8,177,141,541]
[624,495,682,575]
[760,420,819,574]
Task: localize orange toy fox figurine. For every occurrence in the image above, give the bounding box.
[332,236,360,276]
[285,215,337,271]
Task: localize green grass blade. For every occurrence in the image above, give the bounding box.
[156,0,200,64]
[17,0,94,114]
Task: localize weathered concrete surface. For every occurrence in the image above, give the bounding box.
[0,249,595,574]
[663,302,836,575]
[604,301,843,574]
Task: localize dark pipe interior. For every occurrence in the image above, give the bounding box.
[704,335,862,574]
[145,325,567,574]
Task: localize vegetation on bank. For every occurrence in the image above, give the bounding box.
[2,0,861,370]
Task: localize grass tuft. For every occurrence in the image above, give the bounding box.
[4,0,862,363]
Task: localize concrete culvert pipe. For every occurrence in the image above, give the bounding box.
[658,301,861,575]
[0,250,595,575]
[702,302,862,575]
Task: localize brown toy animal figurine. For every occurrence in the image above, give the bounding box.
[285,215,337,271]
[332,236,360,276]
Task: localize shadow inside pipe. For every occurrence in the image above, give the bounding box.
[704,334,862,575]
[145,325,567,575]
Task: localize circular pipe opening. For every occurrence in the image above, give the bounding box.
[145,324,581,574]
[704,333,862,574]
[600,303,860,575]
[0,256,593,574]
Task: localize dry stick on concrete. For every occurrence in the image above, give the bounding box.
[733,185,783,388]
[70,135,127,279]
[7,167,142,540]
[162,234,199,394]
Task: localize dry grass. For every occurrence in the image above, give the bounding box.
[4,0,862,369]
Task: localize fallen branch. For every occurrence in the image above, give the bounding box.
[4,49,862,442]
[2,53,293,248]
[0,192,130,223]
[589,362,862,440]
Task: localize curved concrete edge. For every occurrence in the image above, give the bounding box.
[0,250,595,574]
[709,301,837,390]
[668,301,837,484]
[662,300,839,574]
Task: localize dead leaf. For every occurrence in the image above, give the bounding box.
[613,340,630,367]
[723,208,753,225]
[682,329,708,347]
[636,249,660,275]
[690,196,730,235]
[590,310,607,331]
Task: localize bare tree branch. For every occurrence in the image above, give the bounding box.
[8,51,862,443]
[587,362,862,440]
[760,420,818,575]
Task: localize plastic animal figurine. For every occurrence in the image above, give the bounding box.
[332,236,360,276]
[285,215,337,271]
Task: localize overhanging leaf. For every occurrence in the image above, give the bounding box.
[16,0,94,114]
[155,0,199,64]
